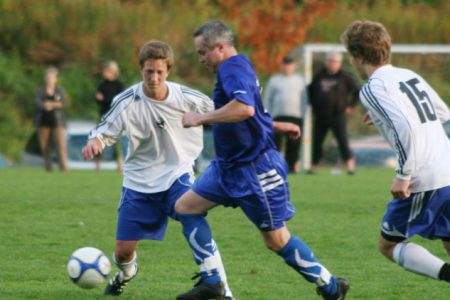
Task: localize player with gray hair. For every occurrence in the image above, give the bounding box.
[193,20,234,49]
[174,20,349,300]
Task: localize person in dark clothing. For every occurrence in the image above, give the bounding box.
[308,51,360,174]
[95,61,124,171]
[33,67,69,172]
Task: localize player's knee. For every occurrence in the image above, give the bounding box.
[378,240,396,259]
[443,241,450,256]
[263,239,284,252]
[174,199,188,214]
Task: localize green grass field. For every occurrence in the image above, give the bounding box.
[0,167,449,299]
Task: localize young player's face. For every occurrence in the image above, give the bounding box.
[194,36,222,73]
[141,59,169,97]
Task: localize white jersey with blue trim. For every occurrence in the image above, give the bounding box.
[360,64,450,192]
[88,81,214,193]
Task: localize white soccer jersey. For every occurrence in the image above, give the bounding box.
[360,65,450,192]
[88,81,214,193]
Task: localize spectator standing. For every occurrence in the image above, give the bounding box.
[95,61,124,172]
[264,55,308,173]
[308,52,360,174]
[33,67,68,172]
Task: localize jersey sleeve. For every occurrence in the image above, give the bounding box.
[180,85,214,114]
[88,93,128,147]
[361,79,415,180]
[220,65,256,107]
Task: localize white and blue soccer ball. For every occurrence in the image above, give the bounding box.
[67,247,111,289]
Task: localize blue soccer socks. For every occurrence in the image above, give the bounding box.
[277,236,338,297]
[178,213,221,285]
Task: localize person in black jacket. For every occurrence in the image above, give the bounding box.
[308,52,360,174]
[95,61,124,172]
[33,67,69,172]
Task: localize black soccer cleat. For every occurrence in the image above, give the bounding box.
[104,267,138,296]
[316,277,350,300]
[177,273,225,300]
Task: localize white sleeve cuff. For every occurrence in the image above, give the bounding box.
[396,173,411,181]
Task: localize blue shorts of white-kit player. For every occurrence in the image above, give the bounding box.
[116,173,194,241]
[381,185,450,242]
[192,148,295,231]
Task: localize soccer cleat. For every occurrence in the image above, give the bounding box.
[176,273,225,300]
[104,267,138,296]
[316,277,350,300]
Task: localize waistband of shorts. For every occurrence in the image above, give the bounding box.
[216,148,278,169]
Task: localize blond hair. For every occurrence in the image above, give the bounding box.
[103,61,120,78]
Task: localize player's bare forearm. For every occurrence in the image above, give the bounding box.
[390,177,411,199]
[182,99,254,127]
[82,138,104,160]
[273,121,301,140]
[363,112,374,125]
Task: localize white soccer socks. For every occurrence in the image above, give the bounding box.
[113,251,138,280]
[393,241,445,280]
[210,239,234,298]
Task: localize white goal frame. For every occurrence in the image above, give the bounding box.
[299,43,450,170]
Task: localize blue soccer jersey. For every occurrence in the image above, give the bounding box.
[212,55,276,165]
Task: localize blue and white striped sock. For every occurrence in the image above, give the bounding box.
[277,236,337,297]
[179,213,220,285]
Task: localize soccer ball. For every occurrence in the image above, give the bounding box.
[67,247,111,289]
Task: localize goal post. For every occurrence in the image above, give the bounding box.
[299,43,450,171]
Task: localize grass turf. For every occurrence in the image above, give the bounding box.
[0,167,449,299]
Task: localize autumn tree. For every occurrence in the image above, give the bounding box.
[220,0,333,74]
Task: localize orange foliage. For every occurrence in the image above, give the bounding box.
[220,0,333,74]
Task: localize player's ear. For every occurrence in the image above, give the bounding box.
[216,42,225,52]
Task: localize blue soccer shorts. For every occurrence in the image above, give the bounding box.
[381,185,450,242]
[116,173,194,241]
[192,148,295,231]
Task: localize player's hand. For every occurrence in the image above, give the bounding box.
[96,92,104,101]
[345,106,353,114]
[363,112,374,125]
[82,138,103,160]
[182,112,203,128]
[273,121,301,140]
[44,102,54,111]
[390,178,411,200]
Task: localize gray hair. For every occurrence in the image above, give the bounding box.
[326,51,343,61]
[193,20,234,48]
